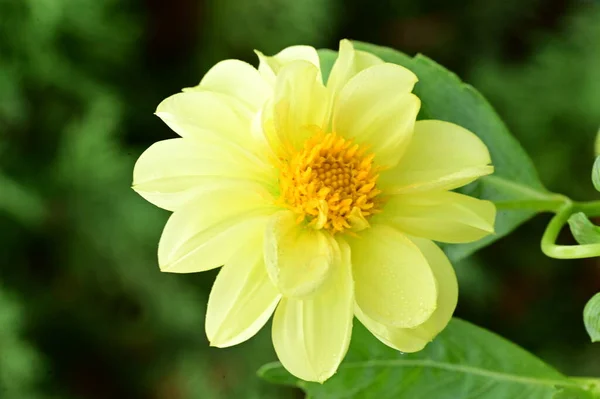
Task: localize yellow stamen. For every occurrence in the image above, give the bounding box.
[279,132,380,234]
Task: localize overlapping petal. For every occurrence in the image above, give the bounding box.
[264,210,335,298]
[206,234,281,348]
[155,90,257,149]
[355,237,458,353]
[333,63,420,167]
[349,224,437,328]
[158,189,275,273]
[133,40,499,385]
[272,238,353,382]
[132,138,277,211]
[408,237,458,338]
[376,191,496,243]
[379,120,493,193]
[256,45,320,85]
[327,39,384,102]
[354,306,428,353]
[264,60,331,155]
[184,59,272,112]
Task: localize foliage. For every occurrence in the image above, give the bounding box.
[568,213,600,246]
[2,0,600,397]
[0,289,49,399]
[470,6,600,199]
[254,40,600,398]
[584,293,600,343]
[260,319,598,399]
[350,42,549,262]
[0,0,287,397]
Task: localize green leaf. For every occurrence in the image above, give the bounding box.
[259,319,595,399]
[317,43,552,262]
[568,212,600,245]
[318,49,337,85]
[567,379,600,398]
[553,386,597,399]
[584,293,600,342]
[592,156,600,192]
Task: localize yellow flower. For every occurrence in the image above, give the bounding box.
[133,40,495,382]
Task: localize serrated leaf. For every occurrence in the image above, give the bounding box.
[317,42,551,262]
[568,212,600,245]
[584,293,600,343]
[592,156,600,192]
[259,318,594,399]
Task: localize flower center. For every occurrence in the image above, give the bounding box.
[279,132,381,233]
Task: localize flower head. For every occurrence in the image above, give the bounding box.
[133,40,495,382]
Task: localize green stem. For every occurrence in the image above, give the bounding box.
[490,182,600,259]
[574,200,600,217]
[541,200,600,259]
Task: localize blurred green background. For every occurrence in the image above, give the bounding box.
[1,0,600,398]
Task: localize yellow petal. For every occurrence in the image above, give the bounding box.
[132,138,277,211]
[355,237,457,353]
[156,91,257,149]
[263,210,334,298]
[349,224,437,328]
[354,305,428,353]
[272,238,353,382]
[206,234,281,347]
[333,63,420,167]
[380,120,493,193]
[377,191,496,244]
[407,237,458,339]
[158,190,274,273]
[266,61,331,155]
[256,45,320,85]
[327,39,383,101]
[184,59,272,112]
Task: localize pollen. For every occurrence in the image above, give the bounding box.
[279,132,381,233]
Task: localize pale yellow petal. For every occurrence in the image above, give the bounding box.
[380,120,493,193]
[249,106,278,159]
[272,238,353,382]
[327,39,384,101]
[132,138,277,211]
[263,210,334,298]
[184,59,272,112]
[266,61,331,155]
[206,234,280,348]
[355,237,457,353]
[354,50,384,70]
[333,63,420,167]
[256,45,320,85]
[155,91,256,149]
[158,190,274,273]
[376,191,496,244]
[349,224,437,328]
[407,237,458,339]
[354,305,428,353]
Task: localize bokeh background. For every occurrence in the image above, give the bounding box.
[2,0,600,398]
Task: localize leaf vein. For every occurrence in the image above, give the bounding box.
[339,359,572,389]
